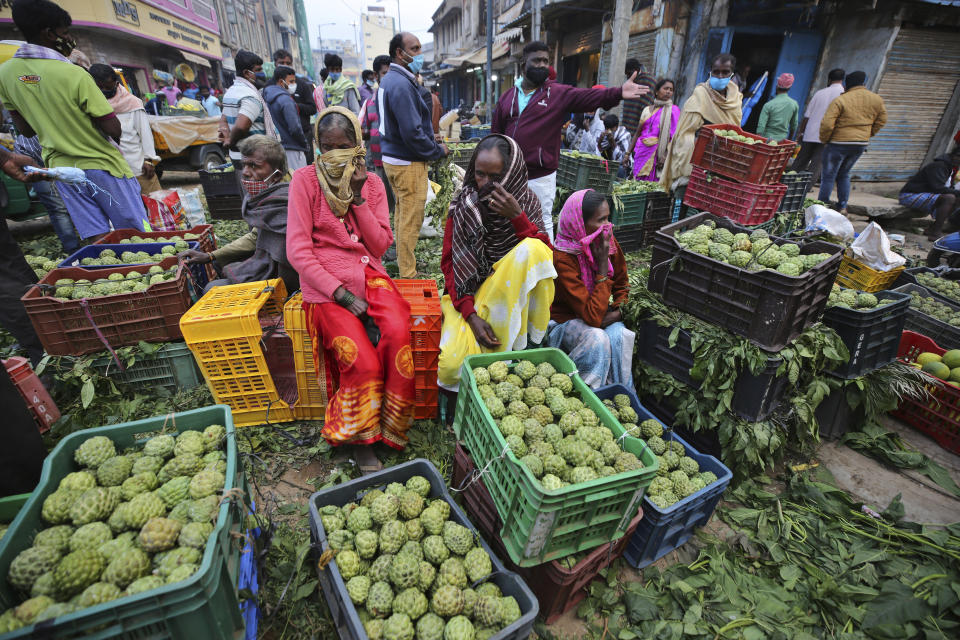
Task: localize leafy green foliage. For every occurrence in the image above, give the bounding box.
[425,155,457,232]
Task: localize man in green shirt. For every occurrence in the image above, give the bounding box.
[757,73,800,142]
[0,0,149,241]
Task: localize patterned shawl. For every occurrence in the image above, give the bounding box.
[555,189,615,293]
[450,134,544,298]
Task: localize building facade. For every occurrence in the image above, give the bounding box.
[213,0,308,86]
[0,0,223,95]
[361,12,396,70]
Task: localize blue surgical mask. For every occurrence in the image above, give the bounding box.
[405,52,424,75]
[366,79,375,88]
[254,71,266,80]
[329,72,341,82]
[709,75,731,91]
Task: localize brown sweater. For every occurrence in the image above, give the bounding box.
[551,242,630,327]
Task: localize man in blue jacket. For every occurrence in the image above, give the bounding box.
[263,66,309,171]
[379,31,448,278]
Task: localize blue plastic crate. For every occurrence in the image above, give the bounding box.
[308,459,538,640]
[58,242,208,288]
[595,384,732,569]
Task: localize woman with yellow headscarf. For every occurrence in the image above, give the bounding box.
[287,106,415,450]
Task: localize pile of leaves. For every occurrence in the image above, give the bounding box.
[573,473,960,640]
[424,156,458,232]
[621,276,852,480]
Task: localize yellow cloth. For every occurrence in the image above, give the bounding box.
[438,238,557,389]
[313,105,367,217]
[383,161,429,278]
[660,82,742,191]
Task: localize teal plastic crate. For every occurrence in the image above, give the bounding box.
[453,348,658,567]
[0,494,29,524]
[92,342,203,392]
[557,154,616,194]
[0,405,249,639]
[611,190,648,226]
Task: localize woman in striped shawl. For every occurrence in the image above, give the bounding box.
[438,134,558,398]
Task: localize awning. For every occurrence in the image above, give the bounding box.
[180,50,211,68]
[444,53,469,67]
[494,27,523,45]
[464,43,509,65]
[433,66,460,77]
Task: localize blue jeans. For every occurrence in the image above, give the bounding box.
[32,179,80,254]
[818,143,867,210]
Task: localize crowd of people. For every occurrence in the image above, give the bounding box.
[1,0,958,454]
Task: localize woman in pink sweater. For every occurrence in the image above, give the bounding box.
[286,106,415,450]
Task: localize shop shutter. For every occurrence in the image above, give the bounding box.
[561,25,603,57]
[853,27,960,180]
[598,31,658,83]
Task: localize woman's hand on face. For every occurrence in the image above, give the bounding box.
[591,233,610,273]
[487,183,522,219]
[467,313,501,349]
[349,160,367,201]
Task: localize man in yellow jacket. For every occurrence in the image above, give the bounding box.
[817,71,887,212]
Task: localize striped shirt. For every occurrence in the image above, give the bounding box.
[221,82,267,161]
[14,134,43,166]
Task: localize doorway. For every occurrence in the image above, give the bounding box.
[731,33,782,133]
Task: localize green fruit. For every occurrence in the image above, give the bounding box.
[499,595,521,626]
[139,517,182,552]
[157,476,192,507]
[420,507,445,536]
[337,549,363,580]
[179,521,214,548]
[166,564,199,583]
[174,431,205,457]
[405,519,424,542]
[132,455,164,476]
[443,615,474,640]
[188,495,220,522]
[102,548,151,588]
[70,487,118,525]
[416,612,445,640]
[74,436,116,468]
[367,581,394,618]
[14,595,55,624]
[9,545,61,592]
[368,554,394,583]
[464,547,492,583]
[126,491,167,528]
[371,494,400,525]
[383,613,415,640]
[422,535,450,565]
[393,587,428,620]
[942,350,960,369]
[356,529,379,558]
[143,434,175,458]
[380,520,408,555]
[442,521,474,556]
[347,506,374,533]
[347,575,371,605]
[398,490,425,520]
[389,552,420,590]
[437,557,468,589]
[70,522,113,552]
[418,561,436,592]
[53,548,105,597]
[431,584,463,617]
[33,601,77,622]
[59,471,97,492]
[124,575,166,596]
[405,475,431,498]
[922,361,952,381]
[32,525,74,554]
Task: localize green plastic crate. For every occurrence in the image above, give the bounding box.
[611,191,648,226]
[453,348,658,567]
[92,342,203,392]
[0,405,249,639]
[0,494,29,524]
[557,155,616,194]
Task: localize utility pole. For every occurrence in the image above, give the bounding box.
[532,0,541,42]
[608,0,632,113]
[486,0,494,120]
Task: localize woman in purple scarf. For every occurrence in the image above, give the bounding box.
[630,79,680,182]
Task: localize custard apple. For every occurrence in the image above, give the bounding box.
[173,431,205,457]
[368,554,394,583]
[431,584,463,617]
[383,613,415,640]
[356,530,379,558]
[97,455,133,486]
[367,581,394,618]
[393,587,428,620]
[201,424,226,451]
[74,436,116,468]
[347,575,371,604]
[126,491,167,528]
[371,494,400,525]
[464,547,492,582]
[420,506,445,536]
[121,472,159,500]
[405,475,431,498]
[405,519,424,542]
[53,548,105,597]
[442,521,474,555]
[14,595,54,624]
[188,470,224,499]
[389,552,419,590]
[380,520,408,554]
[131,455,164,476]
[69,522,113,552]
[179,521,213,548]
[416,613,445,640]
[399,490,425,520]
[347,506,374,533]
[9,545,61,592]
[422,535,450,565]
[102,548,151,587]
[157,476,192,507]
[138,517,182,552]
[473,595,502,627]
[32,525,74,553]
[70,487,118,525]
[59,471,97,492]
[337,549,363,580]
[437,557,468,589]
[123,575,165,596]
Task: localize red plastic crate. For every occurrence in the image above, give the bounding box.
[3,357,59,432]
[690,124,796,184]
[452,443,642,623]
[21,257,194,356]
[684,167,787,226]
[892,331,960,453]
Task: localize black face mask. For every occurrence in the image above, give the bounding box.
[525,66,549,86]
[102,88,118,99]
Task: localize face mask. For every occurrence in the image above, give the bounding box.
[240,169,280,196]
[52,32,76,56]
[366,79,375,88]
[320,153,349,179]
[525,66,550,86]
[286,81,297,94]
[102,87,118,99]
[709,75,731,91]
[404,51,424,75]
[329,72,341,82]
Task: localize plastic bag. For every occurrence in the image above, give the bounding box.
[804,204,855,241]
[420,179,439,238]
[848,221,906,272]
[176,188,206,227]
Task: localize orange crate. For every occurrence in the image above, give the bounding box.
[415,386,439,420]
[283,294,328,421]
[397,279,442,351]
[180,279,295,427]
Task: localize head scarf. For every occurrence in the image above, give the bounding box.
[777,73,794,89]
[450,134,545,297]
[108,84,144,114]
[313,105,367,218]
[555,189,615,293]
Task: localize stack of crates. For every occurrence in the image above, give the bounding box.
[179,279,296,427]
[395,279,442,419]
[283,293,329,421]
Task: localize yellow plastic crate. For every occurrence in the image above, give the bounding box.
[180,279,295,427]
[283,294,328,421]
[835,253,905,293]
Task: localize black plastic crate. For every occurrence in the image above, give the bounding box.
[815,381,864,440]
[637,192,675,247]
[635,318,788,421]
[822,290,910,379]
[894,267,960,307]
[615,223,644,253]
[638,392,723,460]
[648,212,843,351]
[199,166,241,197]
[207,194,244,220]
[777,171,813,213]
[308,459,538,640]
[892,283,960,351]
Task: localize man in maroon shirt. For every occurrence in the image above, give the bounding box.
[492,41,649,240]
